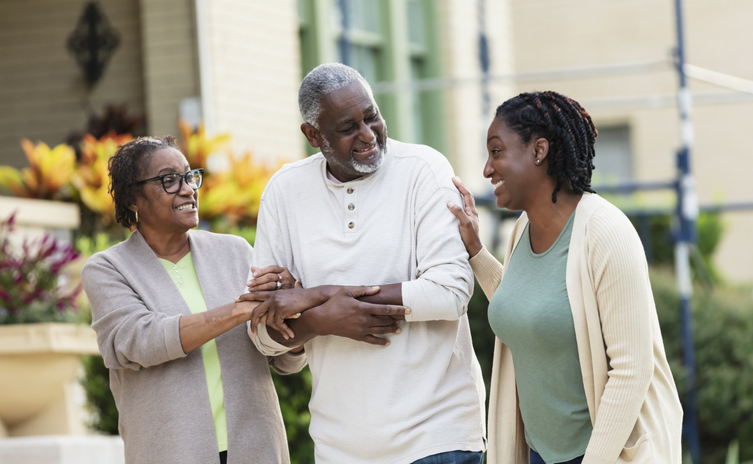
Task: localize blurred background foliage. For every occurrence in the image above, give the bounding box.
[652,269,753,464]
[0,213,82,324]
[0,109,280,236]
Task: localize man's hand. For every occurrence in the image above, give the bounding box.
[309,286,410,346]
[238,286,336,339]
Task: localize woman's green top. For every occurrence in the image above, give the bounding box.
[160,252,228,453]
[487,212,592,464]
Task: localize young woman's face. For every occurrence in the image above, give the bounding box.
[484,118,542,211]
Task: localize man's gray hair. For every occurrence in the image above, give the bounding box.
[298,63,374,129]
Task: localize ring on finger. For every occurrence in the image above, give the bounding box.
[277,274,282,281]
[276,281,282,289]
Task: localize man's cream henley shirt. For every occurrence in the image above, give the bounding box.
[250,139,486,463]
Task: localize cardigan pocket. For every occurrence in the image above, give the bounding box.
[618,432,652,463]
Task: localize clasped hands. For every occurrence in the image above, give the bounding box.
[236,265,410,346]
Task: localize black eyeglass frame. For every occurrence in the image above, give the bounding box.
[134,168,204,194]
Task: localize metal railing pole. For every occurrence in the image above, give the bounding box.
[673,0,701,461]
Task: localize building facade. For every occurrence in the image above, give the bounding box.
[1,0,751,281]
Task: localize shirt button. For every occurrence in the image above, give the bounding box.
[174,270,180,275]
[347,187,354,194]
[348,203,355,211]
[172,265,177,270]
[348,222,354,229]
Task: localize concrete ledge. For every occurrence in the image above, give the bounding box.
[0,197,80,230]
[0,323,98,355]
[0,435,124,464]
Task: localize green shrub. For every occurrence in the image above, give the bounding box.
[468,280,494,403]
[629,212,725,282]
[652,268,753,464]
[272,368,314,463]
[81,354,120,434]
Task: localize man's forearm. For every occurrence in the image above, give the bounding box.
[357,282,402,305]
[265,285,406,348]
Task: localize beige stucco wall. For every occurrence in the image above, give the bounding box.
[0,0,145,168]
[139,0,200,139]
[205,0,303,163]
[437,0,516,194]
[509,0,753,283]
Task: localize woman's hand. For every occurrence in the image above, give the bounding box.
[447,176,483,258]
[247,265,297,291]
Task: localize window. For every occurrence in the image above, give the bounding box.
[592,125,633,185]
[334,0,384,85]
[408,0,425,144]
[297,0,445,154]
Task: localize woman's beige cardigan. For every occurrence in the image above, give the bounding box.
[470,193,683,464]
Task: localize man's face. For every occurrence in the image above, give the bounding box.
[307,81,388,182]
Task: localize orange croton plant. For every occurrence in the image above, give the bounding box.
[0,124,286,227]
[0,139,76,200]
[72,133,133,223]
[200,151,282,223]
[179,120,231,168]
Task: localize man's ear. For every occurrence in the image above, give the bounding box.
[301,123,321,149]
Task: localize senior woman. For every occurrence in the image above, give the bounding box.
[447,91,682,464]
[81,136,304,464]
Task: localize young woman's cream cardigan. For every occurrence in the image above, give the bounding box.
[470,193,683,464]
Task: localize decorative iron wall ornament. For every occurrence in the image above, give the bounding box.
[66,2,120,89]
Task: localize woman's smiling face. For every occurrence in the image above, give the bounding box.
[484,117,543,211]
[133,147,199,234]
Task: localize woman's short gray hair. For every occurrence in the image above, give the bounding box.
[298,63,374,129]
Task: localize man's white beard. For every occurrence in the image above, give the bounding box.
[321,137,385,176]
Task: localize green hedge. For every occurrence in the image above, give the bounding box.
[629,212,725,283]
[272,368,315,463]
[652,268,753,464]
[81,354,119,435]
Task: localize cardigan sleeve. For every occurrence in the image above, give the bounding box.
[82,254,186,371]
[582,207,655,464]
[469,246,504,300]
[267,349,307,375]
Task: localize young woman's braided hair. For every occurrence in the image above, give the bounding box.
[108,136,179,228]
[495,91,598,203]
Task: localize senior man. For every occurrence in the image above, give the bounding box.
[245,63,485,464]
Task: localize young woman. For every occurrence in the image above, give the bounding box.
[448,91,683,464]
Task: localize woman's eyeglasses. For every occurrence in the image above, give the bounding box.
[135,168,204,193]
